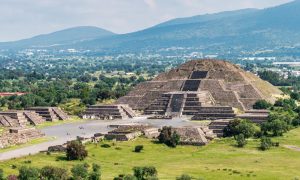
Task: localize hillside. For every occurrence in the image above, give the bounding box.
[0,26,115,48]
[1,0,300,52]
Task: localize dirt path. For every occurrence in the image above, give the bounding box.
[283,145,300,151]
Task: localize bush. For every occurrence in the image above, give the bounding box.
[134,145,144,153]
[0,169,4,180]
[71,164,89,180]
[235,134,247,147]
[40,166,68,180]
[18,166,40,180]
[290,92,300,101]
[133,166,157,180]
[261,119,289,136]
[88,163,101,180]
[253,100,272,109]
[6,175,18,180]
[260,136,272,151]
[158,126,180,147]
[176,174,192,180]
[223,119,256,138]
[66,140,88,160]
[101,144,111,148]
[114,174,137,180]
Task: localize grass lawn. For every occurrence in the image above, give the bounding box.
[1,129,300,179]
[36,116,86,129]
[0,136,55,153]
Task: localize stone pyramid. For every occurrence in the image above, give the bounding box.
[117,59,282,114]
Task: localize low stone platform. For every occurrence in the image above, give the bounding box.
[0,115,19,127]
[208,120,231,137]
[25,107,69,122]
[0,127,45,149]
[104,125,159,141]
[173,127,209,146]
[0,111,46,126]
[82,104,136,120]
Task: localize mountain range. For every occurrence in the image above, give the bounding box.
[1,0,300,53]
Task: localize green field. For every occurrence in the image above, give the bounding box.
[1,128,300,179]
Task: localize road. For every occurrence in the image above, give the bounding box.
[0,117,200,161]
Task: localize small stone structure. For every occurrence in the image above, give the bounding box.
[103,125,159,141]
[25,107,69,122]
[82,104,136,120]
[173,127,211,146]
[0,127,44,149]
[0,115,19,127]
[0,111,45,126]
[208,120,231,137]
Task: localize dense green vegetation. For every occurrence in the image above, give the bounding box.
[0,70,146,114]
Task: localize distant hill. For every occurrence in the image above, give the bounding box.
[1,0,300,52]
[0,26,115,48]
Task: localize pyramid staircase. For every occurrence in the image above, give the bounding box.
[23,111,45,125]
[0,115,19,127]
[25,107,67,122]
[0,112,28,127]
[52,107,70,120]
[144,94,172,115]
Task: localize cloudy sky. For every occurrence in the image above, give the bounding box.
[0,0,292,42]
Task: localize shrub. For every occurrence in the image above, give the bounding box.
[253,100,272,109]
[260,136,272,151]
[18,166,40,180]
[66,140,88,160]
[6,175,18,180]
[0,169,4,180]
[88,163,101,180]
[261,119,289,136]
[40,166,68,180]
[235,134,247,147]
[133,166,157,180]
[114,174,137,180]
[176,174,192,180]
[158,126,180,147]
[290,92,300,101]
[71,164,89,180]
[134,145,144,153]
[101,144,111,148]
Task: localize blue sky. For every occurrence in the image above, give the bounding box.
[0,0,292,41]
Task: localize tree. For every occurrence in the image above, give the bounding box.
[133,166,157,180]
[88,164,101,180]
[261,119,289,136]
[290,92,300,101]
[158,126,180,147]
[40,166,68,180]
[223,119,256,138]
[260,136,272,151]
[71,164,89,180]
[66,140,88,161]
[18,166,40,180]
[253,100,272,109]
[235,134,247,147]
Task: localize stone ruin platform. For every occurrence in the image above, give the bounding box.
[82,104,136,120]
[0,127,44,149]
[103,125,158,141]
[237,109,270,124]
[0,111,45,127]
[25,107,69,122]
